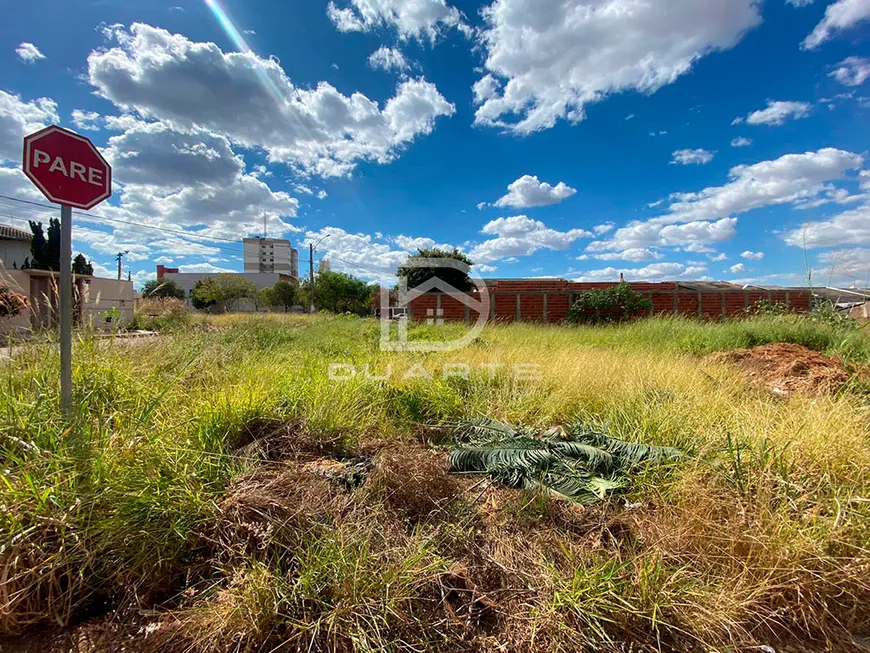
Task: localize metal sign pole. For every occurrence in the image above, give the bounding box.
[60,204,72,418]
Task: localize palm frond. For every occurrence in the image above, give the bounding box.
[448,419,681,504]
[452,417,524,441]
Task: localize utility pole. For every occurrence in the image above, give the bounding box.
[309,242,315,314]
[115,250,129,280]
[308,234,331,315]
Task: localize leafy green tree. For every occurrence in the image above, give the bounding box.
[190,279,216,310]
[255,286,275,310]
[191,274,258,312]
[72,254,94,276]
[270,280,297,312]
[567,283,653,325]
[397,247,475,292]
[142,278,186,300]
[25,221,47,270]
[313,270,375,314]
[45,218,61,271]
[25,221,87,274]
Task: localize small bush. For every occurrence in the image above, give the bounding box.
[132,297,191,331]
[809,300,860,330]
[0,284,28,318]
[568,283,653,325]
[744,299,791,317]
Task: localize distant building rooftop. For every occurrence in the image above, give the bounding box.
[0,224,32,242]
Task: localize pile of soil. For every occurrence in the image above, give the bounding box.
[708,343,851,396]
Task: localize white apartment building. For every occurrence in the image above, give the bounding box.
[243,237,299,280]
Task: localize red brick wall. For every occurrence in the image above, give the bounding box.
[406,281,811,323]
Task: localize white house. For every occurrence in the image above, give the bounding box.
[0,224,32,271]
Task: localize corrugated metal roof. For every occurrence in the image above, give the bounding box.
[0,224,32,242]
[676,281,743,292]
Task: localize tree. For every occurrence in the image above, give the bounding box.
[25,219,61,271]
[142,278,186,300]
[72,254,94,276]
[313,270,375,314]
[45,218,60,271]
[190,279,216,310]
[397,247,475,292]
[191,274,258,312]
[25,221,46,269]
[255,286,275,311]
[270,280,297,312]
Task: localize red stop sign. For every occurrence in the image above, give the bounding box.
[22,125,112,210]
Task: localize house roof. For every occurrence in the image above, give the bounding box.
[0,224,32,242]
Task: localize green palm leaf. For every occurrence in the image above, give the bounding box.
[449,420,681,504]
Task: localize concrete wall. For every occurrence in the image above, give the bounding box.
[80,276,135,326]
[1,269,134,338]
[163,271,292,311]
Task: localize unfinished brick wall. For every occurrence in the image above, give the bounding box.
[406,280,811,323]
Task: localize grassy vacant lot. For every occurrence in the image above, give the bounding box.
[1,313,869,652]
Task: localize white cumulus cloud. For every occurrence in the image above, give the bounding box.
[731,137,753,147]
[817,248,870,284]
[802,0,870,50]
[470,215,592,263]
[493,174,577,208]
[15,42,45,63]
[741,250,765,260]
[71,110,102,131]
[303,226,414,284]
[661,148,864,224]
[573,262,707,282]
[734,100,812,126]
[0,90,58,162]
[472,0,761,133]
[671,148,715,165]
[830,57,870,86]
[783,203,870,248]
[87,24,455,178]
[588,218,738,254]
[326,0,468,42]
[368,46,410,72]
[587,248,664,262]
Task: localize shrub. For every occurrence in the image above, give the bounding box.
[567,282,653,325]
[141,278,186,300]
[132,297,191,331]
[744,299,791,317]
[0,284,28,318]
[809,300,860,330]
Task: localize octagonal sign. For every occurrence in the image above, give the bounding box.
[22,125,112,210]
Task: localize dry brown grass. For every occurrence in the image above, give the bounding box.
[3,314,870,652]
[366,446,460,519]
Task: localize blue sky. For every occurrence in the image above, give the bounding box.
[1,0,869,287]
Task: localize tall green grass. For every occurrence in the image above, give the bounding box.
[0,313,868,650]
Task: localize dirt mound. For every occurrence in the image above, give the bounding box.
[708,343,851,396]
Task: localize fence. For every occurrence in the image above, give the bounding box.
[407,280,812,324]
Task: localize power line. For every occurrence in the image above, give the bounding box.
[0,194,250,245]
[0,195,249,258]
[0,193,395,279]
